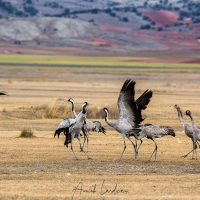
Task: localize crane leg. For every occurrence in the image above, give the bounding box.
[182,149,195,159]
[148,139,157,161]
[119,140,126,161]
[181,142,197,159]
[70,134,78,160]
[77,134,91,160]
[77,137,83,152]
[197,141,200,148]
[82,134,89,152]
[81,127,89,152]
[71,144,78,160]
[193,142,198,160]
[128,137,138,160]
[82,149,91,160]
[135,139,143,150]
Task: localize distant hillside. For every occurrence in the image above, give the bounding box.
[0,0,199,53]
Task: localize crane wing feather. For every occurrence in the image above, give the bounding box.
[117,79,143,127]
[135,89,153,122]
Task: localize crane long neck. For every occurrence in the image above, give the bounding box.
[71,101,77,118]
[188,113,197,129]
[105,111,109,122]
[176,107,185,125]
[105,110,117,130]
[82,104,87,114]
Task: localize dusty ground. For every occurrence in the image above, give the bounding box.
[0,64,200,199]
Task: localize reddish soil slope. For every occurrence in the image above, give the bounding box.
[142,11,191,27]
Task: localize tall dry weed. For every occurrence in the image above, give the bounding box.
[1,103,119,120]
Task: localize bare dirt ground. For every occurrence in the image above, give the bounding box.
[1,65,200,199]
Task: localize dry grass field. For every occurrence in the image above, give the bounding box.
[1,58,200,199]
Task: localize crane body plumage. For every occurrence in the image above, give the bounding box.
[133,125,175,161]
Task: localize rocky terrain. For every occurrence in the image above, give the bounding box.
[0,0,199,53]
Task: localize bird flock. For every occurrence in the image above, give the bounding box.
[1,79,199,161]
[53,79,200,161]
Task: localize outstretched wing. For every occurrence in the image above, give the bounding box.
[117,79,142,127]
[135,89,153,122]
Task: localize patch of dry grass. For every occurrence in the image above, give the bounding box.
[19,128,35,138]
[1,104,118,120]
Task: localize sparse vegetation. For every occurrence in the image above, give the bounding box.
[157,27,163,31]
[23,5,38,16]
[0,0,17,14]
[122,17,128,22]
[140,24,151,30]
[19,128,35,138]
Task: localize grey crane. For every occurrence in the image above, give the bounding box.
[174,104,200,158]
[103,79,153,160]
[54,98,86,152]
[132,125,175,161]
[68,98,106,151]
[185,110,200,160]
[54,98,82,139]
[55,102,90,160]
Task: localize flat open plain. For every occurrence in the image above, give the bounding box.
[0,56,200,199]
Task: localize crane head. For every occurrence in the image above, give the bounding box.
[68,98,74,104]
[82,102,89,107]
[185,110,191,116]
[103,108,109,114]
[174,104,179,109]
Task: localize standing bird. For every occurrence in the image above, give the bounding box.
[132,125,175,161]
[174,104,200,158]
[103,79,153,160]
[185,110,200,160]
[68,98,106,151]
[55,102,90,160]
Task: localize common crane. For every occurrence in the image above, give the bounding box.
[185,110,200,160]
[54,99,86,152]
[103,79,153,160]
[174,104,200,159]
[55,102,90,160]
[68,98,106,151]
[132,125,175,161]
